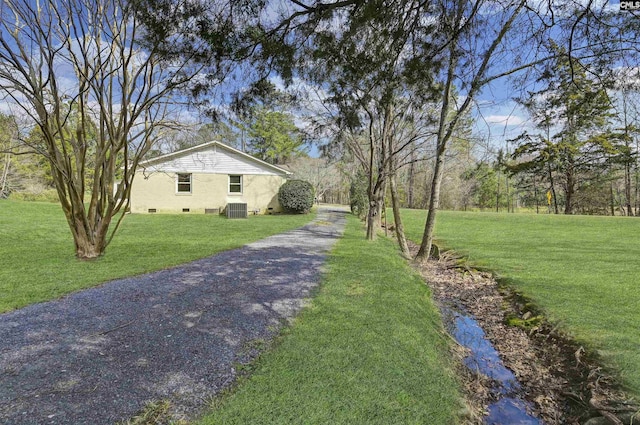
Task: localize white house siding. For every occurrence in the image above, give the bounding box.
[144,145,276,175]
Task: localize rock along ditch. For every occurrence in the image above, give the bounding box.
[409,244,638,425]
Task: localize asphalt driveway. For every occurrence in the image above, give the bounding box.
[0,207,347,425]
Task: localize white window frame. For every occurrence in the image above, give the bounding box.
[228,174,243,194]
[176,173,192,194]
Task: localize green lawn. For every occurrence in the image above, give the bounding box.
[0,200,314,313]
[197,214,462,425]
[400,209,640,397]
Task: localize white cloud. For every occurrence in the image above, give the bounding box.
[612,66,640,90]
[0,100,19,116]
[484,114,525,126]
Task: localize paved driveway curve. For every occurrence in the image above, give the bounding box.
[0,207,347,425]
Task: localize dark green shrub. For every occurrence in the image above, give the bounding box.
[278,180,314,213]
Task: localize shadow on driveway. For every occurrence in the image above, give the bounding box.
[0,207,347,425]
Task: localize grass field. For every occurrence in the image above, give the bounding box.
[197,213,462,425]
[400,209,640,397]
[0,200,314,313]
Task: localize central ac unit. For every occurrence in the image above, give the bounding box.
[226,203,248,219]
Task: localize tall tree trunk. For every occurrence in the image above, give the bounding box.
[548,162,559,214]
[408,142,416,209]
[389,171,409,257]
[364,102,388,240]
[385,103,410,258]
[417,144,446,259]
[564,165,574,215]
[534,174,539,214]
[366,159,387,240]
[625,162,633,216]
[416,38,459,261]
[564,184,573,214]
[610,182,615,217]
[366,111,378,240]
[366,181,386,240]
[622,94,633,216]
[496,172,500,213]
[636,138,640,216]
[416,0,524,260]
[69,218,109,259]
[506,172,510,212]
[0,151,10,198]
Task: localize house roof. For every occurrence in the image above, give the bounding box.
[140,141,292,176]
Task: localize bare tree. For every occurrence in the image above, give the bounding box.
[0,113,18,198]
[386,107,411,258]
[0,150,8,198]
[611,73,640,216]
[0,0,236,258]
[288,156,345,203]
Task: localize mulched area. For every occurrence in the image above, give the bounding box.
[409,243,638,425]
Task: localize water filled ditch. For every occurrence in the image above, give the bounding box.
[441,306,543,425]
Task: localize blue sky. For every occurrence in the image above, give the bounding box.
[1,0,635,161]
[473,77,535,158]
[468,0,639,157]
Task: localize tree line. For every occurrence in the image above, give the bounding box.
[0,0,638,259]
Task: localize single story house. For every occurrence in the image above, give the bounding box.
[129,141,291,214]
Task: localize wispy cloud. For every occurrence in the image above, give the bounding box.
[484,114,525,126]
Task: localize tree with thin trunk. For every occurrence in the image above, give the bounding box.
[386,108,410,258]
[251,0,440,245]
[240,0,635,255]
[416,0,534,259]
[412,0,635,255]
[0,0,240,258]
[611,75,640,216]
[0,114,18,198]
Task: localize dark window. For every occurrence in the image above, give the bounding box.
[177,173,192,193]
[229,175,242,193]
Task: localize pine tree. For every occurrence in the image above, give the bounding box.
[512,47,614,214]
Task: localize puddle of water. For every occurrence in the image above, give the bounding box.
[442,307,542,425]
[486,398,541,425]
[450,314,520,393]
